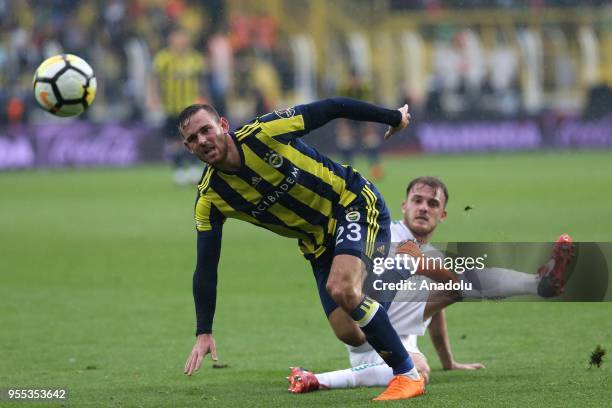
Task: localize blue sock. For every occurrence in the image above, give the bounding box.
[349,296,414,375]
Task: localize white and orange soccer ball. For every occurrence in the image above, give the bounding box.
[32,54,97,117]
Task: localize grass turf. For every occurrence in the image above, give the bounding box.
[1,150,611,407]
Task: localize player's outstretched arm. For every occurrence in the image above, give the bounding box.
[428,310,485,371]
[184,228,223,376]
[303,97,406,133]
[184,333,218,375]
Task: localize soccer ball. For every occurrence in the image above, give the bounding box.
[32,54,97,117]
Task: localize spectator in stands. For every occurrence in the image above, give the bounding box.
[151,27,207,185]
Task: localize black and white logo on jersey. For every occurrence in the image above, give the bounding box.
[346,210,361,222]
[266,152,284,168]
[274,107,295,119]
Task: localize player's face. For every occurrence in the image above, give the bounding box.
[181,109,230,166]
[402,183,447,237]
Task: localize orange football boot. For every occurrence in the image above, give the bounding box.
[372,374,425,401]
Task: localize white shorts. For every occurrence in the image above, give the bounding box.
[386,295,431,337]
[348,334,424,367]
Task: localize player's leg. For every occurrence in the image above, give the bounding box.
[288,347,428,393]
[421,267,545,322]
[288,364,388,393]
[327,307,365,347]
[327,236,419,381]
[325,254,366,312]
[345,335,430,385]
[456,255,571,301]
[420,235,575,314]
[327,252,422,382]
[327,186,424,400]
[310,253,366,347]
[460,267,539,298]
[437,235,575,300]
[422,262,571,321]
[314,352,429,391]
[313,268,425,350]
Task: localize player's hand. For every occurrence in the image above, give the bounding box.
[384,104,411,140]
[184,333,218,376]
[447,361,485,371]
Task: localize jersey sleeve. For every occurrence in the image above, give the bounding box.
[256,97,402,142]
[193,193,225,335]
[302,97,402,130]
[195,194,226,232]
[193,228,223,335]
[255,105,310,141]
[193,193,225,336]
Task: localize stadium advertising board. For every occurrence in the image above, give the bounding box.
[0,122,155,169]
[2,117,612,169]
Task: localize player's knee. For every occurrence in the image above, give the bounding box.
[325,280,361,310]
[327,258,364,310]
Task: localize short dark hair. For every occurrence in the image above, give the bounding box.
[406,176,449,207]
[177,104,221,136]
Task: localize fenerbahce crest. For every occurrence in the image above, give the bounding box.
[345,210,361,222]
[266,152,283,168]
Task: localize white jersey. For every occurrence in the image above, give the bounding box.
[386,221,434,336]
[390,220,442,257]
[347,221,437,365]
[390,220,414,242]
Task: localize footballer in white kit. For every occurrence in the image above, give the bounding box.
[287,176,574,393]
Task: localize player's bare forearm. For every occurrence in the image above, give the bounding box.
[428,310,485,371]
[428,310,455,369]
[193,229,223,335]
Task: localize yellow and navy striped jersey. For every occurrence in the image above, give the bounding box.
[191,97,402,335]
[153,48,205,116]
[194,105,369,259]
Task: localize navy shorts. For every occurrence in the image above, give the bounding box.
[310,183,391,316]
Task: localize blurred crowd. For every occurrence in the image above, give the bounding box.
[0,0,226,124]
[1,0,611,127]
[391,0,610,9]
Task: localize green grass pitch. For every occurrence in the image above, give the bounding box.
[1,150,611,407]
